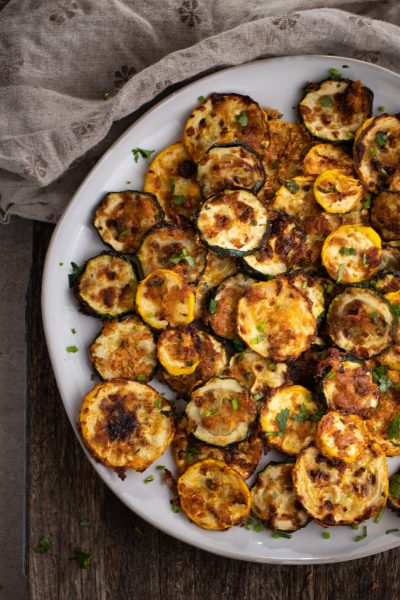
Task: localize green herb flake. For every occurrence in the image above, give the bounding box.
[325,282,334,294]
[336,263,345,284]
[362,253,368,267]
[379,167,388,178]
[233,338,246,352]
[329,67,342,79]
[272,531,292,539]
[342,65,349,68]
[389,473,400,500]
[71,548,92,569]
[285,180,300,194]
[250,219,257,226]
[339,247,357,256]
[171,195,185,206]
[59,261,64,266]
[355,525,368,542]
[80,519,91,528]
[143,475,154,484]
[66,345,79,353]
[378,106,385,112]
[198,95,206,103]
[256,320,266,333]
[34,537,51,554]
[276,408,290,434]
[250,334,264,345]
[186,446,200,461]
[322,531,331,539]
[388,415,400,440]
[372,365,392,392]
[155,399,162,409]
[231,397,240,410]
[71,328,76,335]
[102,91,112,101]
[386,528,400,535]
[370,311,379,324]
[137,374,146,382]
[373,508,385,524]
[293,403,310,422]
[156,465,166,470]
[119,229,129,237]
[326,369,336,379]
[209,298,218,314]
[168,248,195,267]
[370,146,379,159]
[126,180,132,184]
[319,96,332,107]
[171,503,181,513]
[253,392,264,401]
[244,517,254,530]
[375,131,387,147]
[236,111,248,127]
[351,524,359,530]
[254,523,263,533]
[362,192,372,209]
[268,362,277,371]
[131,147,155,163]
[68,261,84,288]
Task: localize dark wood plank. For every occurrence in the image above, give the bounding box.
[27,221,400,600]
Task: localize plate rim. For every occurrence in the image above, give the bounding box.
[41,54,400,565]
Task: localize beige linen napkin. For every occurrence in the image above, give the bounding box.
[0,0,399,223]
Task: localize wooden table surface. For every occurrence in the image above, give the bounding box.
[27,221,400,600]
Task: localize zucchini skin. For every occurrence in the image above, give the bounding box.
[75,252,137,319]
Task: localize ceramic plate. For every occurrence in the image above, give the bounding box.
[42,55,400,564]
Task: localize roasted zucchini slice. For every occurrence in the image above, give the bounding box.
[160,330,228,395]
[299,78,373,142]
[185,376,256,447]
[76,252,137,318]
[293,442,388,526]
[370,192,400,241]
[251,462,310,532]
[318,352,379,417]
[314,169,364,214]
[196,189,269,256]
[354,114,400,193]
[197,142,265,198]
[303,143,354,176]
[260,385,322,456]
[286,271,325,323]
[80,380,174,472]
[388,470,400,512]
[242,212,306,278]
[193,250,237,319]
[379,290,400,370]
[205,273,256,340]
[373,270,400,294]
[316,411,369,463]
[93,191,164,254]
[227,350,288,395]
[321,225,382,283]
[143,142,202,225]
[184,92,267,162]
[327,287,396,358]
[137,224,206,284]
[89,316,156,382]
[157,325,200,376]
[381,241,400,271]
[364,387,400,456]
[237,278,317,361]
[177,459,251,530]
[172,415,262,480]
[268,176,319,218]
[136,269,195,330]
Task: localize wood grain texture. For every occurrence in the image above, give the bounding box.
[28,221,400,600]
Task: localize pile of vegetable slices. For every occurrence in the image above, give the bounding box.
[74,69,400,535]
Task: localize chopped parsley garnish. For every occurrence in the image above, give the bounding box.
[272,531,292,539]
[377,106,385,112]
[137,374,146,382]
[325,282,334,294]
[319,96,332,107]
[231,397,240,410]
[209,298,218,314]
[236,111,248,127]
[342,64,349,68]
[250,334,264,345]
[250,219,257,226]
[131,148,155,163]
[355,525,368,542]
[389,473,400,499]
[102,91,112,100]
[68,261,84,288]
[268,362,276,371]
[253,392,264,401]
[329,67,342,78]
[362,192,372,209]
[373,508,384,524]
[155,398,162,408]
[276,408,290,433]
[156,465,166,470]
[171,503,181,513]
[386,528,400,535]
[34,537,51,554]
[80,519,91,528]
[292,403,310,422]
[285,180,300,194]
[388,415,400,440]
[233,338,246,352]
[72,548,92,569]
[372,365,392,392]
[71,328,76,334]
[244,517,254,530]
[204,407,219,417]
[322,531,331,539]
[375,131,387,147]
[326,369,336,379]
[371,146,379,158]
[143,475,154,483]
[66,345,79,353]
[362,253,367,267]
[198,95,206,103]
[351,524,359,530]
[339,246,357,256]
[185,446,200,461]
[119,229,129,237]
[171,195,185,205]
[59,262,64,266]
[165,247,195,267]
[336,263,345,283]
[256,320,266,333]
[370,311,379,324]
[254,523,263,533]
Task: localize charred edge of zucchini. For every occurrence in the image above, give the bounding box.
[373,270,400,294]
[201,142,266,194]
[298,78,373,142]
[136,222,207,283]
[93,190,164,254]
[75,252,137,318]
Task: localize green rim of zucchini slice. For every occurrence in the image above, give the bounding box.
[184,92,267,162]
[197,142,265,198]
[237,278,317,361]
[388,471,400,512]
[327,287,397,358]
[196,189,269,257]
[251,462,310,532]
[76,252,137,318]
[93,191,164,254]
[185,376,256,447]
[354,113,400,193]
[242,212,306,278]
[293,442,388,526]
[136,224,207,283]
[299,78,373,142]
[89,316,156,382]
[206,273,256,340]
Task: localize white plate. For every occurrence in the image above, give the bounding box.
[42,55,400,564]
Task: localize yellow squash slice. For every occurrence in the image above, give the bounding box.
[157,325,200,376]
[268,176,318,218]
[314,169,364,213]
[136,269,195,330]
[177,459,251,530]
[379,290,400,370]
[364,387,400,456]
[303,143,354,176]
[316,411,369,463]
[227,350,288,396]
[193,250,237,319]
[80,380,174,472]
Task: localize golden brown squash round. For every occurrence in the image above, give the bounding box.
[370,191,400,242]
[364,387,400,456]
[316,411,369,463]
